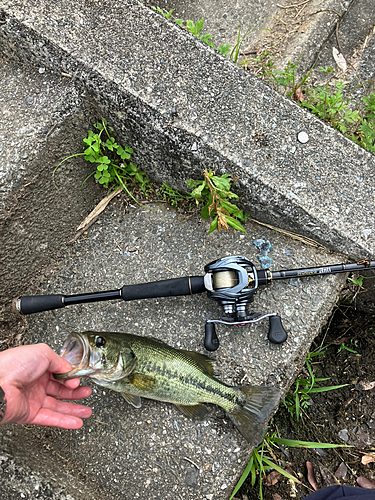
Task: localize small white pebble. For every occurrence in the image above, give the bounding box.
[297,131,309,143]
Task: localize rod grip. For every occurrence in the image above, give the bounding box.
[120,276,205,301]
[16,295,65,315]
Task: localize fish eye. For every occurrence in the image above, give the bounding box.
[95,336,106,348]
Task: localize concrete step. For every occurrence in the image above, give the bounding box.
[2,201,346,500]
[0,56,103,323]
[0,0,374,263]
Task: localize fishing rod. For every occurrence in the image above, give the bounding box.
[16,256,375,351]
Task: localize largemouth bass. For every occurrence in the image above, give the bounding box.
[55,332,280,445]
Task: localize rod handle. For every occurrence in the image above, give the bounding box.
[120,276,205,301]
[16,295,65,315]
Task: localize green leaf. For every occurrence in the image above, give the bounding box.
[212,174,231,191]
[225,215,246,233]
[208,216,218,234]
[84,154,97,163]
[191,183,205,199]
[273,437,351,448]
[199,33,214,44]
[83,132,94,145]
[308,384,348,393]
[84,146,95,156]
[218,44,231,56]
[348,276,364,287]
[230,455,254,500]
[135,172,144,183]
[200,204,210,219]
[262,457,300,482]
[344,109,360,123]
[93,121,104,130]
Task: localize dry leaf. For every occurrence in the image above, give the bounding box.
[319,462,338,487]
[359,381,375,391]
[334,462,348,481]
[273,494,283,500]
[357,476,375,489]
[332,47,347,72]
[266,470,281,486]
[362,453,375,465]
[294,87,304,102]
[76,187,123,231]
[306,462,319,491]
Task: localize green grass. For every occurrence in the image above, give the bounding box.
[230,429,350,500]
[282,347,348,420]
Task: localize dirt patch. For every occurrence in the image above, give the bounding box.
[238,299,375,500]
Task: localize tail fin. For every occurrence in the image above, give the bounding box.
[228,386,281,446]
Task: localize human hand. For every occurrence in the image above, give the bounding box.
[0,343,92,429]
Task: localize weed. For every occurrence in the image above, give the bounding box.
[54,118,151,205]
[55,119,248,233]
[186,169,248,233]
[151,7,231,56]
[239,49,375,154]
[283,347,348,420]
[230,429,350,500]
[301,80,361,134]
[338,340,360,356]
[348,275,365,287]
[158,182,191,208]
[350,92,375,153]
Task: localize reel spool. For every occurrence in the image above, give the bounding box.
[203,256,287,351]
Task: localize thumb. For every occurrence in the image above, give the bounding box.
[39,344,74,374]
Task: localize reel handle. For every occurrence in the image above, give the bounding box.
[268,315,288,344]
[204,322,220,351]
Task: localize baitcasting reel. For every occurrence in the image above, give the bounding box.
[203,256,287,351]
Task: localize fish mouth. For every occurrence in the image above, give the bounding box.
[54,333,95,380]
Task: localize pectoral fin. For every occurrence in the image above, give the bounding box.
[176,403,210,419]
[121,393,142,408]
[130,374,157,391]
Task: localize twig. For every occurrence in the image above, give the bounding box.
[248,218,324,248]
[295,5,306,18]
[183,457,200,469]
[76,186,123,232]
[277,0,311,9]
[68,215,99,244]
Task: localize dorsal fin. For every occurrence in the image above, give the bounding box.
[179,350,216,376]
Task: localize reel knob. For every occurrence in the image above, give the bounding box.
[204,322,220,351]
[268,315,288,344]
